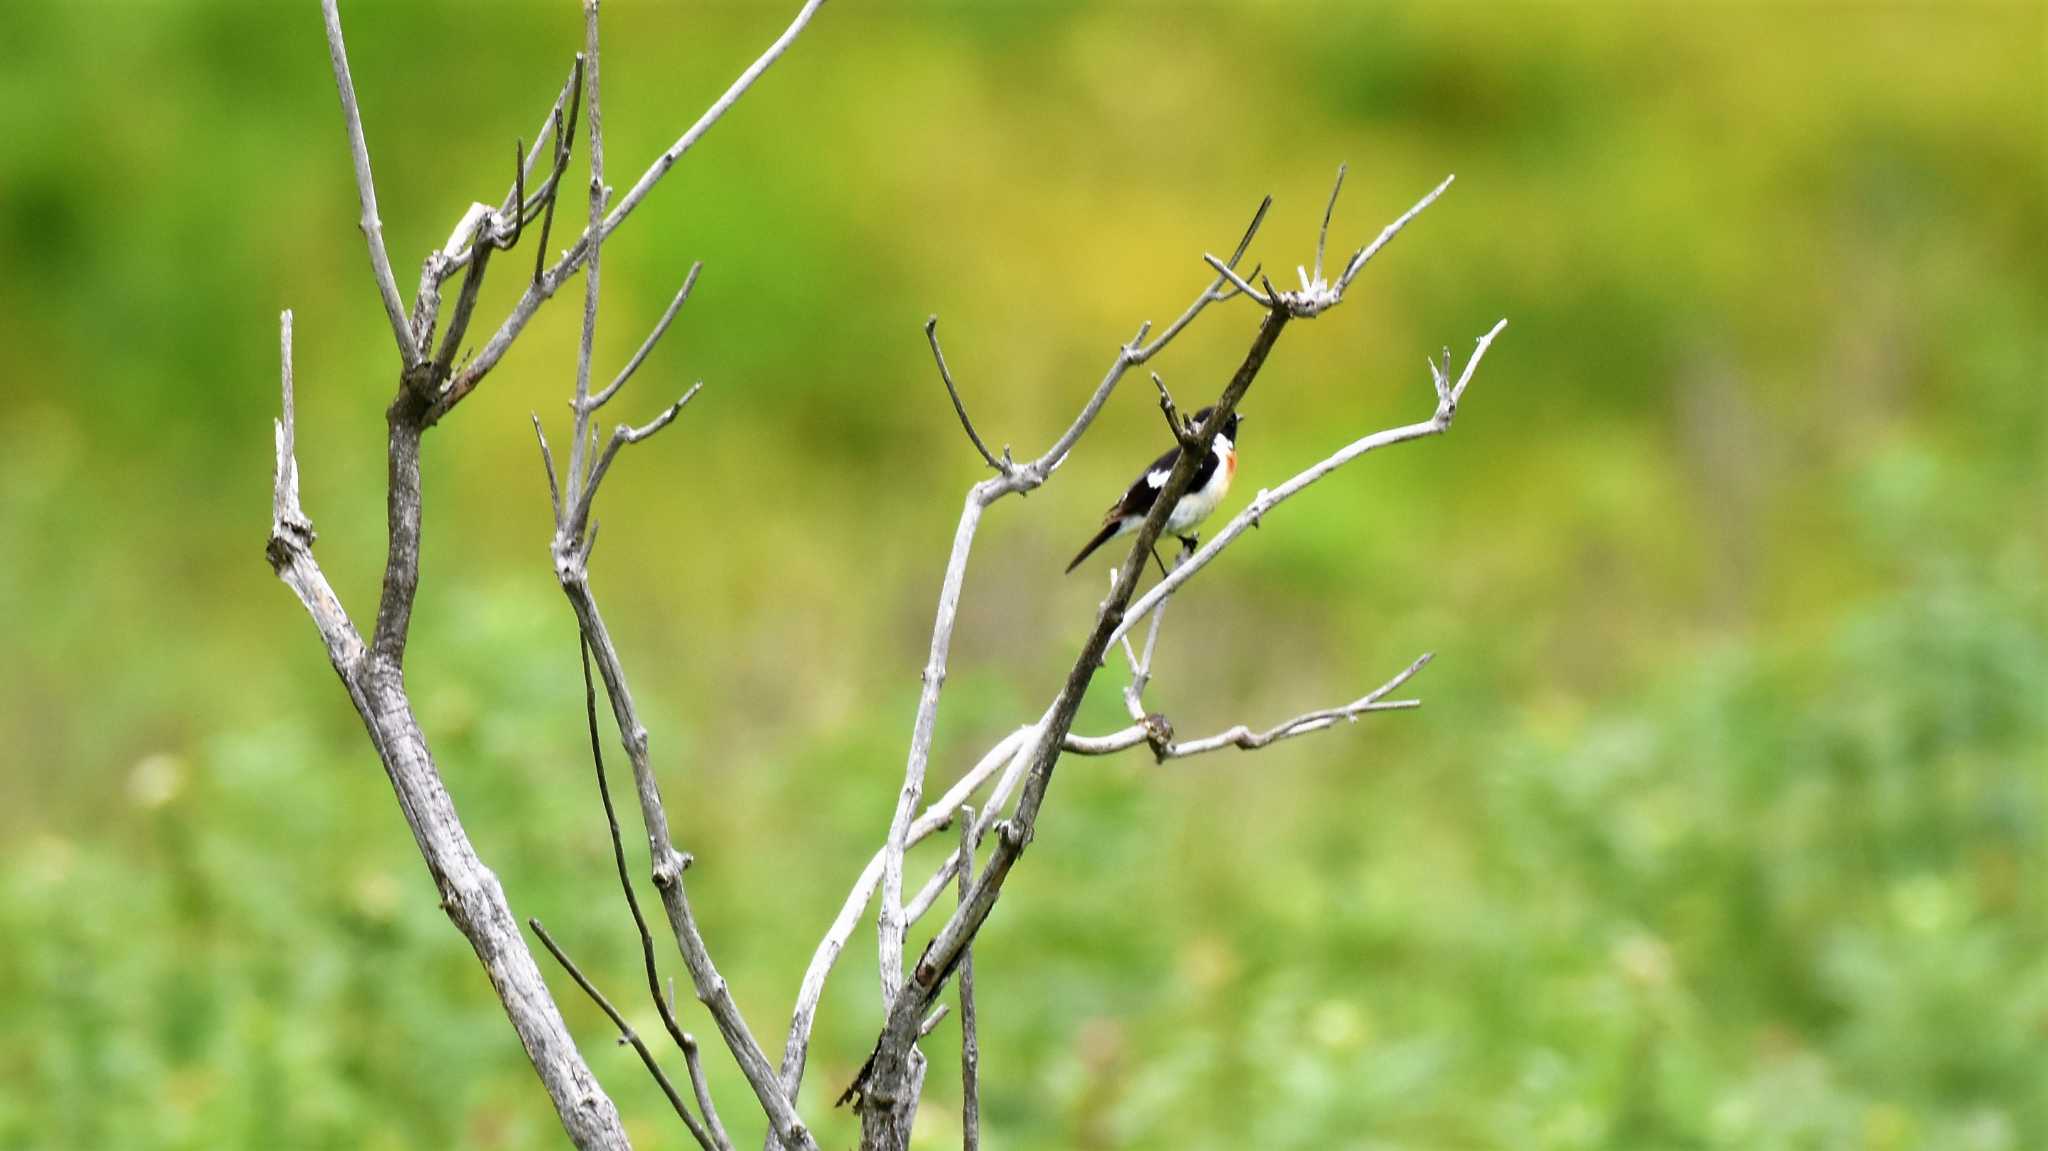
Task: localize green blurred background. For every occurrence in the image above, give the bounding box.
[1,1,2042,1148]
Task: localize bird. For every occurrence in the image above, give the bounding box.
[1065,405,1241,574]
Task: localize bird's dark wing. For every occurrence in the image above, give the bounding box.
[1107,444,1185,520]
[1106,442,1219,521]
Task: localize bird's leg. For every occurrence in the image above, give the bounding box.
[1149,544,1170,579]
[1177,534,1200,555]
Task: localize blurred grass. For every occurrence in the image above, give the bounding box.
[0,1,2042,1149]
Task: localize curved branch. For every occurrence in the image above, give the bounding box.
[926,316,1005,472]
[531,919,715,1150]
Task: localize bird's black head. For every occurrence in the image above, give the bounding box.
[1189,405,1242,443]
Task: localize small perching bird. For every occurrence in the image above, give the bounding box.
[1065,406,1241,574]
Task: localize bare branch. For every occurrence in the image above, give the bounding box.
[1118,539,1185,723]
[268,308,360,673]
[775,726,1032,1102]
[682,1032,733,1151]
[1067,652,1432,758]
[530,918,715,1150]
[318,0,419,368]
[534,23,810,1140]
[899,729,1043,927]
[434,0,826,424]
[573,0,829,273]
[866,195,1278,1027]
[956,809,980,1151]
[508,137,528,249]
[1452,317,1509,405]
[1151,371,1197,450]
[1313,163,1346,283]
[1201,252,1272,307]
[567,384,703,543]
[926,316,1005,472]
[269,314,630,1149]
[566,4,610,522]
[876,488,986,1011]
[1338,173,1454,291]
[501,57,583,220]
[587,263,703,413]
[1134,195,1270,355]
[272,311,311,547]
[578,638,732,1151]
[860,300,1294,1151]
[899,652,1429,931]
[431,235,493,380]
[533,64,587,289]
[1110,319,1508,649]
[562,580,816,1151]
[533,413,563,527]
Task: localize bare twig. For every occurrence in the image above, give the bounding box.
[1201,252,1272,307]
[533,413,563,526]
[500,58,582,220]
[434,0,826,422]
[1339,173,1455,291]
[507,137,528,249]
[683,1034,733,1151]
[1152,371,1197,450]
[272,312,311,548]
[565,5,610,522]
[530,918,714,1150]
[318,0,419,368]
[567,384,703,543]
[926,317,1006,472]
[587,263,702,413]
[1067,652,1432,759]
[570,0,829,273]
[1137,195,1270,355]
[533,66,586,289]
[431,235,493,380]
[1313,163,1346,283]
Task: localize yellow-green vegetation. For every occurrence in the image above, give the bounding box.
[0,2,2040,1149]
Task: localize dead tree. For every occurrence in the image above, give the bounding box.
[265,3,1506,1149]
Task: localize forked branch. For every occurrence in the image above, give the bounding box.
[837,170,1501,1151]
[273,2,830,1148]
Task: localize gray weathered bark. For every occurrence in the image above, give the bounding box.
[269,2,828,1148]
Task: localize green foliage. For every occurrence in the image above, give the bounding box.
[0,1,2040,1148]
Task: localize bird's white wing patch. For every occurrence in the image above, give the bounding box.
[1144,468,1170,489]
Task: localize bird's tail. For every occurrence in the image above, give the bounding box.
[1065,519,1122,574]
